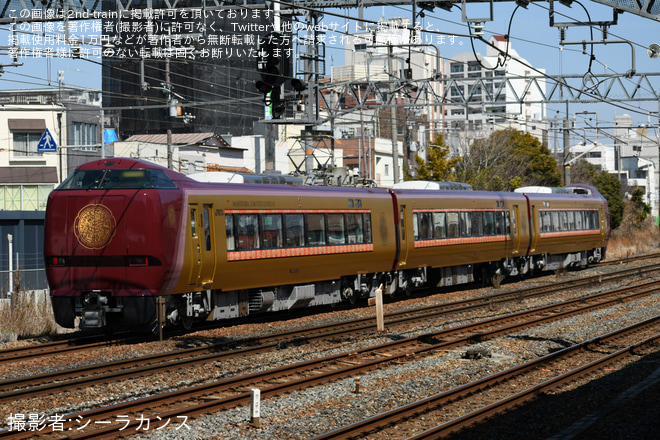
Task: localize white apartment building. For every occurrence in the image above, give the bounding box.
[442,36,547,155]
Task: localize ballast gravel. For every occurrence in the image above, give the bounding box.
[129,291,660,440]
[2,263,660,440]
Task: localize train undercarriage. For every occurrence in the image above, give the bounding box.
[161,247,606,330]
[56,247,605,332]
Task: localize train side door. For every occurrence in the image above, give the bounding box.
[509,205,521,254]
[397,205,409,267]
[528,203,538,254]
[188,203,216,287]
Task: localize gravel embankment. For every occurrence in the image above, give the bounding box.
[1,263,659,440]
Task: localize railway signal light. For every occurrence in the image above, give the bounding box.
[291,78,307,93]
[270,87,285,119]
[257,32,286,88]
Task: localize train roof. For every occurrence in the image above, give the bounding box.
[391,181,473,191]
[188,171,303,185]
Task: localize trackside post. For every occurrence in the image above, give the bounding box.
[251,388,261,427]
[156,297,166,341]
[375,284,384,332]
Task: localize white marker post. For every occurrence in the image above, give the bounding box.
[375,283,384,332]
[250,388,261,427]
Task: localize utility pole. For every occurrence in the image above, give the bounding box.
[563,116,570,185]
[388,44,400,184]
[165,55,173,170]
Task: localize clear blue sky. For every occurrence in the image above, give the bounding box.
[1,1,658,131]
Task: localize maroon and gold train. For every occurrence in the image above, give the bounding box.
[44,158,610,331]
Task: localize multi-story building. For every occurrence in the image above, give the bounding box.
[442,36,547,155]
[0,88,103,209]
[329,17,439,182]
[102,6,285,139]
[614,114,660,216]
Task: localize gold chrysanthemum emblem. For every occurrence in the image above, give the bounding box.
[74,204,117,249]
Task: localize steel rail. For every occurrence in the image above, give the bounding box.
[1,278,658,439]
[3,262,660,403]
[311,317,660,440]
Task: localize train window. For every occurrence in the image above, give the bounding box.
[433,212,446,238]
[575,211,584,230]
[470,212,483,236]
[58,169,105,190]
[285,214,304,247]
[203,207,212,251]
[495,211,506,235]
[418,212,433,240]
[559,211,568,231]
[363,214,372,244]
[328,213,346,245]
[483,212,494,235]
[57,168,178,190]
[567,211,575,230]
[261,214,283,249]
[148,169,178,188]
[550,211,559,232]
[225,215,235,251]
[190,209,197,238]
[447,212,459,238]
[236,214,260,250]
[505,211,511,234]
[356,200,362,208]
[539,211,547,233]
[307,213,326,246]
[460,212,471,237]
[412,213,419,240]
[346,213,364,244]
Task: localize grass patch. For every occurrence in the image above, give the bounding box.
[0,291,62,341]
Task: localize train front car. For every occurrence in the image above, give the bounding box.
[45,159,186,331]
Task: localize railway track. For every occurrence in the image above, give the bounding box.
[311,317,660,440]
[2,274,658,439]
[3,261,660,403]
[1,255,659,370]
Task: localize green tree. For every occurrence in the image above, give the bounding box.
[408,134,458,182]
[629,187,651,227]
[454,128,561,191]
[570,159,625,230]
[593,170,625,230]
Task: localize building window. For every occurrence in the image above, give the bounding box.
[467,62,481,72]
[384,164,390,176]
[0,184,54,210]
[450,63,464,74]
[13,132,43,157]
[72,122,97,150]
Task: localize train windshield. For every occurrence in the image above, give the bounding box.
[57,168,178,190]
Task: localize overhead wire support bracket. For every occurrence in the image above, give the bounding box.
[551,0,635,78]
[549,0,620,28]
